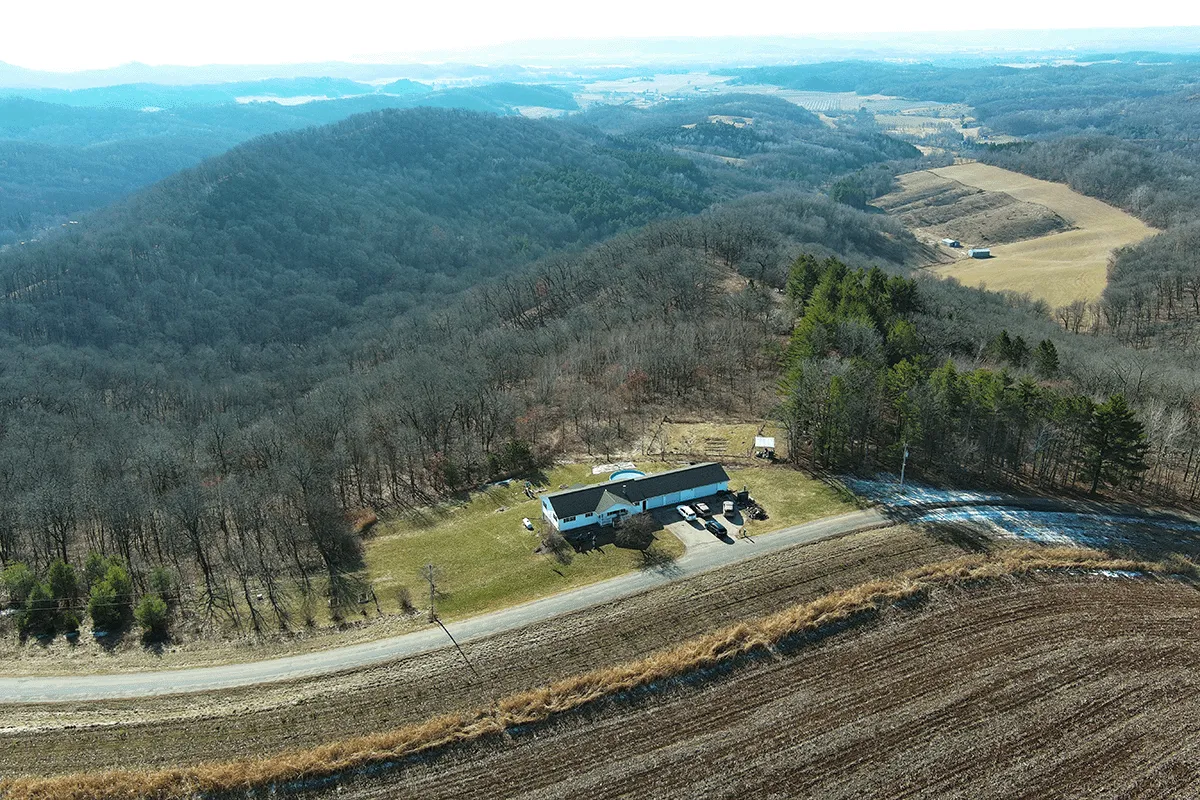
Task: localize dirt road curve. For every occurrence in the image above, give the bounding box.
[0,508,887,703]
[339,579,1200,800]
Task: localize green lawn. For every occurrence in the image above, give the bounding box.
[725,465,855,534]
[365,464,684,620]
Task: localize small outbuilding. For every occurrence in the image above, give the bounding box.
[968,248,992,259]
[941,238,961,248]
[754,436,776,458]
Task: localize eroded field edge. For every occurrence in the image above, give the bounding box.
[3,548,1195,800]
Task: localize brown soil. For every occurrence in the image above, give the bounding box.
[337,577,1200,800]
[875,169,1071,247]
[0,526,964,777]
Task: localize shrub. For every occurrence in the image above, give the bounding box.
[134,593,170,638]
[47,559,78,605]
[83,551,110,589]
[88,579,126,633]
[148,566,174,603]
[103,563,133,602]
[60,610,81,634]
[615,513,657,551]
[21,582,57,636]
[1,562,37,606]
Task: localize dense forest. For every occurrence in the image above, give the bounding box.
[0,98,921,636]
[0,84,578,242]
[778,256,1199,503]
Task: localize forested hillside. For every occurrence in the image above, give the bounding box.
[581,94,920,182]
[0,99,921,633]
[725,59,1200,356]
[0,84,576,242]
[778,256,1200,502]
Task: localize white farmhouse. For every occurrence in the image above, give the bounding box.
[542,463,731,533]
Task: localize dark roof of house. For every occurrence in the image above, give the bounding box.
[545,463,730,519]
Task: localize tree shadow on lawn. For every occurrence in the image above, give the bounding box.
[637,544,683,577]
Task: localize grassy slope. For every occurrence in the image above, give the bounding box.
[727,465,852,535]
[365,461,851,619]
[364,464,682,620]
[927,163,1156,306]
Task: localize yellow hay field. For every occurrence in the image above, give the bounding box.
[928,163,1157,307]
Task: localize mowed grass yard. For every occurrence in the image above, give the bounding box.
[928,162,1156,307]
[365,459,850,620]
[364,464,685,621]
[726,465,854,535]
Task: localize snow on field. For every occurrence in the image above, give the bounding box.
[843,474,1200,551]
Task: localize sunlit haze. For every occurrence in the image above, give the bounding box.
[5,0,1200,71]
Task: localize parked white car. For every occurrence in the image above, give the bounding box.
[676,505,697,521]
[722,500,735,515]
[694,502,711,517]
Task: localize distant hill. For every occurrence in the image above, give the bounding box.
[0,84,569,240]
[446,83,580,110]
[0,98,916,349]
[0,107,711,349]
[7,77,386,109]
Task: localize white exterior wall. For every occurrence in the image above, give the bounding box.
[544,478,730,532]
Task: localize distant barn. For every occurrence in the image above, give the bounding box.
[941,238,961,248]
[968,248,992,258]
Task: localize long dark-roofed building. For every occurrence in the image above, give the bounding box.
[541,463,730,532]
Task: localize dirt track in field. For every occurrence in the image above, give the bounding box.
[334,578,1200,800]
[0,526,965,777]
[885,162,1156,308]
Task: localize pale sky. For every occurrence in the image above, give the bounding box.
[4,0,1200,71]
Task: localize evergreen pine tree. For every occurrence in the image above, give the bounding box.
[1034,339,1060,378]
[1084,395,1150,494]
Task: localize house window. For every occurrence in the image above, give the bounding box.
[585,512,593,517]
[562,515,576,523]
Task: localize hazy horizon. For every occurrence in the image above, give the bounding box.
[4,0,1200,73]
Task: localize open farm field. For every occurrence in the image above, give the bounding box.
[328,577,1200,800]
[876,169,1071,246]
[0,526,965,777]
[882,163,1157,307]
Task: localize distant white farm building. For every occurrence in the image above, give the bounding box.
[968,248,992,258]
[941,238,961,248]
[542,463,731,533]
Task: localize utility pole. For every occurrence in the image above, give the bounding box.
[899,443,909,494]
[424,562,437,622]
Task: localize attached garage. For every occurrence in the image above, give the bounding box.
[543,463,731,532]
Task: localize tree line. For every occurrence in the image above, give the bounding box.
[778,256,1198,501]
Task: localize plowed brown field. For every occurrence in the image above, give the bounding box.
[0,526,964,777]
[337,578,1200,800]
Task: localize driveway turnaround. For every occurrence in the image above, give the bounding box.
[0,508,888,703]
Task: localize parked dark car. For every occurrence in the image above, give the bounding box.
[704,519,727,536]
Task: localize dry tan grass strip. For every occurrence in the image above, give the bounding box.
[1,547,1183,800]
